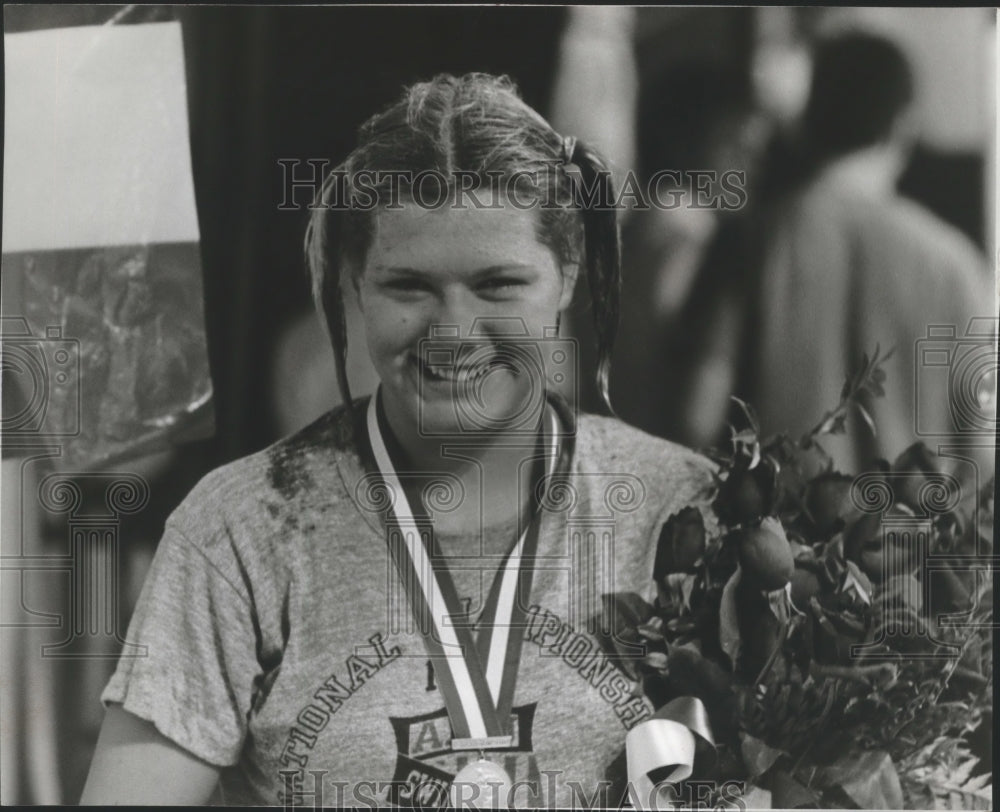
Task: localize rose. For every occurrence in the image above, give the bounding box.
[738,517,794,591]
[802,472,861,539]
[844,506,922,580]
[790,564,823,609]
[714,458,779,527]
[890,442,940,511]
[789,536,823,608]
[663,646,738,739]
[654,506,706,579]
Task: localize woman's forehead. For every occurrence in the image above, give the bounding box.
[367,202,556,274]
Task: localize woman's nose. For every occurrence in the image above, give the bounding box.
[427,287,481,338]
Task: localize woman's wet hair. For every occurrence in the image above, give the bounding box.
[304,72,621,421]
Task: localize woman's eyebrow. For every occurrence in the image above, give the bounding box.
[471,263,537,278]
[373,263,537,277]
[372,265,430,276]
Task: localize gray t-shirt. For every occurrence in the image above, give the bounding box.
[102,397,716,807]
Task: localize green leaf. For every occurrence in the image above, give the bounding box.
[731,395,761,434]
[680,574,698,611]
[817,750,904,809]
[856,403,877,437]
[636,616,665,641]
[741,784,773,810]
[643,651,669,672]
[739,732,787,779]
[719,567,742,670]
[818,412,848,436]
[841,560,873,605]
[908,778,992,809]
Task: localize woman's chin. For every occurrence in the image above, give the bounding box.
[385,366,542,438]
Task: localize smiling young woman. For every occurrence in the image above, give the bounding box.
[81,73,716,808]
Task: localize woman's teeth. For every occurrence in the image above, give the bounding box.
[419,357,510,382]
[425,363,484,381]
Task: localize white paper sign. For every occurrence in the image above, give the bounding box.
[3,21,200,252]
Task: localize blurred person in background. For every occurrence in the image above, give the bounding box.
[609,60,772,447]
[750,31,995,475]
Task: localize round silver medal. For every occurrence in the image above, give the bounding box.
[448,757,513,809]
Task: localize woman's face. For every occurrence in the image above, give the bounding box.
[356,199,576,442]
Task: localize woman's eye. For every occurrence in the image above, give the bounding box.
[385,278,431,293]
[480,278,525,293]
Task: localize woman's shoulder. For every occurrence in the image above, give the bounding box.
[574,412,718,500]
[169,398,368,535]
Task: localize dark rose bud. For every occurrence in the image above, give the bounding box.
[845,505,922,580]
[790,565,823,608]
[654,507,706,580]
[738,518,794,591]
[803,472,860,538]
[666,646,737,737]
[891,442,940,511]
[715,458,778,527]
[932,511,965,554]
[844,504,920,576]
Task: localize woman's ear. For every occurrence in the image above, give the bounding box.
[558,261,580,312]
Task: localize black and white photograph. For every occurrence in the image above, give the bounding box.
[1,5,997,808]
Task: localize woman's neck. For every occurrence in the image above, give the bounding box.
[381,393,544,474]
[379,397,547,536]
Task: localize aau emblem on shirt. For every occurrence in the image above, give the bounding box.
[387,703,539,807]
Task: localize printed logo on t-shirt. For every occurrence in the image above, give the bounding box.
[387,704,539,808]
[279,632,401,772]
[523,604,652,730]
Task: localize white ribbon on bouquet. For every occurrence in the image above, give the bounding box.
[624,696,715,811]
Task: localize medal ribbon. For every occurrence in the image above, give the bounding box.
[366,389,561,742]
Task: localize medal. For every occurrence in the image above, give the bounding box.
[449,752,515,809]
[367,389,563,802]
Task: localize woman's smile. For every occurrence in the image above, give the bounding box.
[409,351,516,386]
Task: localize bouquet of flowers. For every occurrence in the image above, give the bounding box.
[621,349,994,808]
